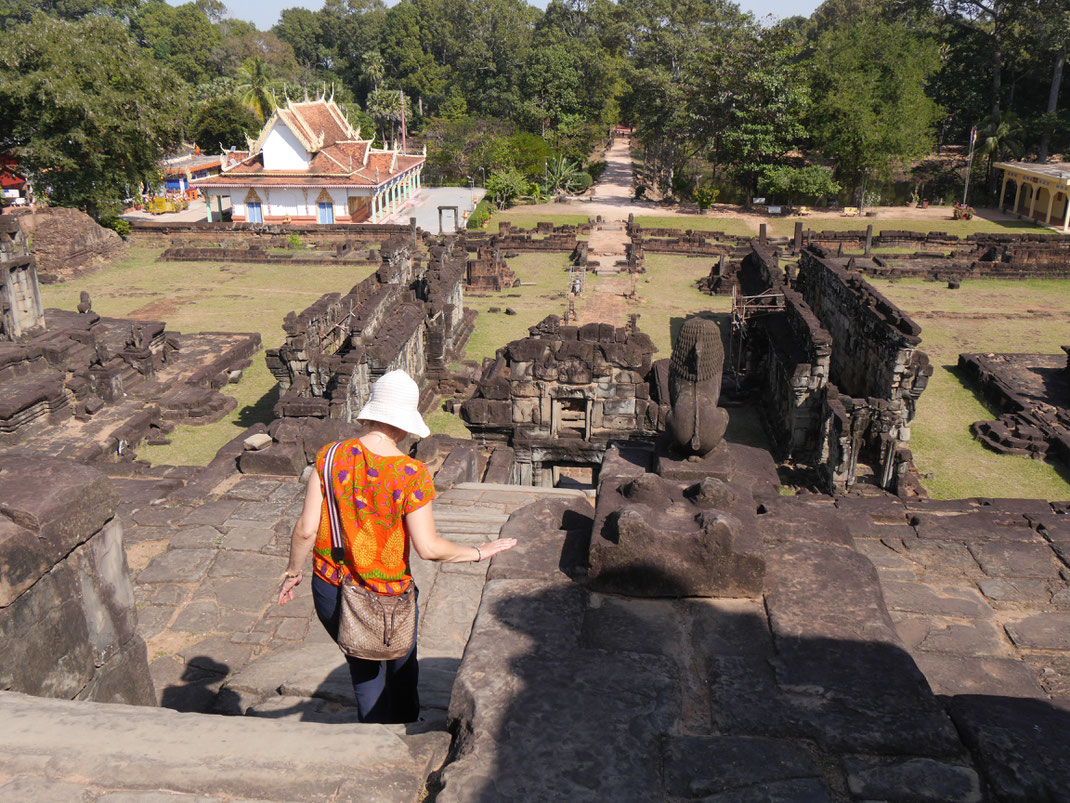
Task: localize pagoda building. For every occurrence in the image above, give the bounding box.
[194,97,424,224]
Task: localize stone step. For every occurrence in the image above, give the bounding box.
[0,690,447,802]
[454,482,590,498]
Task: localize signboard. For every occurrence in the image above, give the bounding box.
[2,189,19,199]
[768,206,781,215]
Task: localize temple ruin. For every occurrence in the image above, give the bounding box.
[732,243,932,495]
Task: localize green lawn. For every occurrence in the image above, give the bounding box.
[462,251,577,364]
[769,214,1046,238]
[40,246,376,466]
[616,254,731,357]
[634,215,755,237]
[871,277,1070,500]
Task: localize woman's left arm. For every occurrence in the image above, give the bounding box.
[277,469,324,605]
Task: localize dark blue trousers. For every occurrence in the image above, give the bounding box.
[311,573,420,723]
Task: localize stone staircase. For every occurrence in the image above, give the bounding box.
[0,480,591,801]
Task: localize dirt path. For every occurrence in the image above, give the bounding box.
[576,274,643,327]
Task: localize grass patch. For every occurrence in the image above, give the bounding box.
[769,214,1046,238]
[871,277,1070,500]
[463,252,577,363]
[425,408,471,439]
[635,215,755,236]
[625,254,731,357]
[40,246,376,466]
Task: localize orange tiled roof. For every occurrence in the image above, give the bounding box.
[194,97,423,191]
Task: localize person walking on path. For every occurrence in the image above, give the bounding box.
[277,370,516,722]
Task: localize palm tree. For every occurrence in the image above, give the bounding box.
[237,57,275,123]
[977,112,1024,193]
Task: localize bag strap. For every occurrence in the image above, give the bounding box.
[323,441,346,563]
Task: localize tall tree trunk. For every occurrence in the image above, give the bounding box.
[1039,43,1066,163]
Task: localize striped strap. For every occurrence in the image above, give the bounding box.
[323,442,346,563]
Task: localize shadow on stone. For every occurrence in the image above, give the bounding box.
[158,655,242,714]
[431,562,1070,802]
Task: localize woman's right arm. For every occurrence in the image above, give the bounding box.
[405,502,516,563]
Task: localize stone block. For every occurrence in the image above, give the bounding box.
[239,441,307,476]
[764,541,961,755]
[1005,612,1070,650]
[168,525,222,550]
[663,735,825,799]
[968,540,1062,578]
[880,581,992,618]
[588,474,764,598]
[243,433,272,451]
[892,613,1009,656]
[0,562,92,698]
[487,496,592,583]
[842,756,981,803]
[912,653,1045,698]
[0,455,118,559]
[949,695,1070,802]
[439,579,679,802]
[138,549,216,584]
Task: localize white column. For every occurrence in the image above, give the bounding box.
[1029,185,1039,220]
[205,193,213,222]
[1045,190,1055,225]
[1063,194,1070,232]
[1013,181,1024,215]
[998,172,1009,209]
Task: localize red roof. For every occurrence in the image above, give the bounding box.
[1,155,25,190]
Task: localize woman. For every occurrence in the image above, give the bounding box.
[277,370,516,723]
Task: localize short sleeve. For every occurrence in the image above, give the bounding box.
[315,442,333,478]
[402,461,436,514]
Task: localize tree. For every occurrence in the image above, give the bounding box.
[237,56,275,121]
[809,14,942,209]
[130,0,221,86]
[0,14,188,218]
[977,111,1024,181]
[190,96,260,151]
[758,165,841,205]
[486,166,527,209]
[719,25,810,206]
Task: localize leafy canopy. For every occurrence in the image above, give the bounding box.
[0,14,189,217]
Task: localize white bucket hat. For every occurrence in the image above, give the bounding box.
[356,370,430,438]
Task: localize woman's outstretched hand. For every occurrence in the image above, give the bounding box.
[277,571,302,605]
[477,538,518,561]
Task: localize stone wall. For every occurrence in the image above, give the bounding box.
[127,219,414,249]
[158,246,378,268]
[797,248,928,414]
[265,236,473,426]
[0,456,154,704]
[739,245,931,495]
[461,315,657,486]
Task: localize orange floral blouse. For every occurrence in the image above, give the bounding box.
[312,439,436,595]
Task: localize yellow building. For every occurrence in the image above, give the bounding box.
[995,161,1070,232]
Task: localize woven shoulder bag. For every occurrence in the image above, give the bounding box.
[323,441,417,661]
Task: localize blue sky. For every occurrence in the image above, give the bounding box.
[210,0,821,32]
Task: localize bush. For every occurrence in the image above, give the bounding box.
[587,160,607,182]
[286,232,302,249]
[569,171,593,193]
[694,185,719,212]
[99,216,130,239]
[468,199,492,229]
